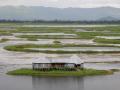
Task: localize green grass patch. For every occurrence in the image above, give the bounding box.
[77,26,120,39]
[4,44,120,54]
[8,26,120,39]
[13,27,75,33]
[94,38,120,44]
[7,68,113,77]
[0,30,12,36]
[0,38,9,43]
[16,35,77,39]
[53,40,61,44]
[81,26,120,32]
[77,32,120,39]
[17,32,120,39]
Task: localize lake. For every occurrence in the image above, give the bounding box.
[0,24,120,90]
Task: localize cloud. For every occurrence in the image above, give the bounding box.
[0,0,120,8]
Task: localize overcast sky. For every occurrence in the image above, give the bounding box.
[0,0,120,8]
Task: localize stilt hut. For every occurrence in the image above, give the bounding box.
[32,55,84,70]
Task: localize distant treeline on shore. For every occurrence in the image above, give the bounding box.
[0,20,120,24]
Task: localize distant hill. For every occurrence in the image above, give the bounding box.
[0,6,120,21]
[99,16,120,21]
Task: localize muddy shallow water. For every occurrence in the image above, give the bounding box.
[0,35,119,64]
[13,33,76,36]
[5,39,94,45]
[0,45,120,64]
[30,47,120,51]
[96,36,120,39]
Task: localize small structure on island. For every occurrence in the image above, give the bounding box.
[32,55,84,70]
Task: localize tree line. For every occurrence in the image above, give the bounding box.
[0,19,120,24]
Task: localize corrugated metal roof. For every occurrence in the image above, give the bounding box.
[33,55,84,64]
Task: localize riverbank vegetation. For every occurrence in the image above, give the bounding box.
[7,68,113,77]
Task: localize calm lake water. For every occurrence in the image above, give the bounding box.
[0,64,120,90]
[0,71,120,90]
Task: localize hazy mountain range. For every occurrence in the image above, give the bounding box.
[0,6,120,21]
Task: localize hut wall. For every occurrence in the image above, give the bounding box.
[42,64,51,68]
[33,63,51,69]
[65,64,75,68]
[33,63,84,70]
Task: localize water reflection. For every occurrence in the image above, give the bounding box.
[0,75,33,90]
[0,64,120,90]
[32,77,84,90]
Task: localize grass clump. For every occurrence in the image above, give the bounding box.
[53,40,61,44]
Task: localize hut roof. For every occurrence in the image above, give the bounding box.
[70,55,84,64]
[50,58,70,64]
[33,55,84,64]
[34,57,50,63]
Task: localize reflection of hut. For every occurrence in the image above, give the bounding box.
[32,77,84,90]
[32,55,84,70]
